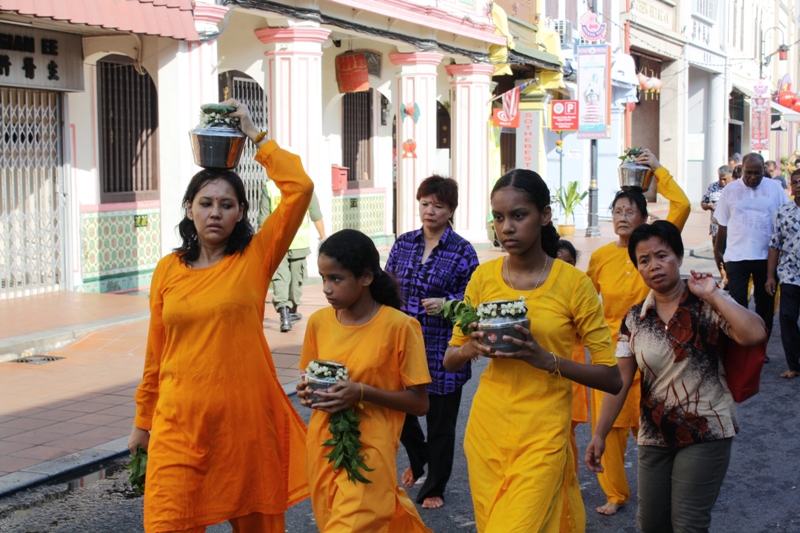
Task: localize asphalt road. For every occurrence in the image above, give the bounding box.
[2,254,799,532]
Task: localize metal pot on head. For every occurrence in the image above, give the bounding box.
[618,162,654,191]
[189,124,247,170]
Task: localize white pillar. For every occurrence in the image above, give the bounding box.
[389,52,443,235]
[707,73,726,187]
[157,37,222,256]
[255,25,329,276]
[446,63,494,243]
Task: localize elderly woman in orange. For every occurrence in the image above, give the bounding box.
[443,169,622,532]
[586,221,766,532]
[127,101,311,533]
[585,148,690,515]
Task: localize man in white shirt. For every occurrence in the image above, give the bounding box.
[714,152,790,347]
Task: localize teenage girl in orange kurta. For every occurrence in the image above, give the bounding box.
[128,102,310,533]
[296,229,433,533]
[585,148,690,515]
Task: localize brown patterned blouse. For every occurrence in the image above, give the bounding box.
[616,284,738,448]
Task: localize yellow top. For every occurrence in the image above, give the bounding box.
[300,306,432,533]
[134,141,312,532]
[450,258,615,532]
[586,165,690,428]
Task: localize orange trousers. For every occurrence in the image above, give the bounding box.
[596,427,637,505]
[162,512,284,533]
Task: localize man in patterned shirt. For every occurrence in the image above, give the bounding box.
[701,165,732,284]
[767,169,800,378]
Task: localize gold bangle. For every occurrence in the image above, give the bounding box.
[358,383,365,410]
[549,352,561,377]
[253,131,267,143]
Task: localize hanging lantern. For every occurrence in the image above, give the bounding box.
[335,52,369,93]
[779,44,789,61]
[778,90,796,108]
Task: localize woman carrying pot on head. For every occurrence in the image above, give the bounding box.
[586,221,766,532]
[443,169,622,532]
[585,148,690,516]
[127,100,311,533]
[385,175,479,510]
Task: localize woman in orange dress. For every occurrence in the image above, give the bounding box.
[296,229,432,533]
[127,101,310,532]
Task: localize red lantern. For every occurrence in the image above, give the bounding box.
[779,44,789,61]
[792,100,800,113]
[335,53,369,93]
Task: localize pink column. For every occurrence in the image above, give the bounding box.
[255,26,330,186]
[389,52,443,235]
[446,63,494,243]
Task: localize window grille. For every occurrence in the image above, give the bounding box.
[97,56,159,203]
[342,89,373,188]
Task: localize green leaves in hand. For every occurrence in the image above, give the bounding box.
[126,446,148,495]
[438,299,479,336]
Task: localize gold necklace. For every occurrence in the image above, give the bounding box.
[505,255,550,297]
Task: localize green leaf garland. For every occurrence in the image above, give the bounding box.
[439,298,479,336]
[322,409,374,485]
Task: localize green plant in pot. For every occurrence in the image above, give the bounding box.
[555,181,588,236]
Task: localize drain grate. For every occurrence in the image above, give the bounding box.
[10,355,65,365]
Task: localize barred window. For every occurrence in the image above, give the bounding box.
[97,55,159,203]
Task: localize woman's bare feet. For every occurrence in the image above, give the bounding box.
[401,467,416,488]
[781,369,799,379]
[596,501,624,515]
[422,497,444,509]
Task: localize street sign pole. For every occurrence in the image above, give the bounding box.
[587,140,600,237]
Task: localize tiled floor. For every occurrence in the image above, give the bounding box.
[0,209,713,480]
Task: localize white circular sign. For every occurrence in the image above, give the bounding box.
[553,102,564,114]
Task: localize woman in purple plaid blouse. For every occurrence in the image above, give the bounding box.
[385,175,479,510]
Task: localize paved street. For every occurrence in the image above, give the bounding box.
[2,252,800,532]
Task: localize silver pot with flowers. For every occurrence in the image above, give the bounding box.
[189,103,247,169]
[476,299,530,354]
[304,360,348,404]
[617,147,653,191]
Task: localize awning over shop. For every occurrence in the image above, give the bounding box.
[490,4,563,73]
[610,52,638,106]
[732,83,756,98]
[0,0,199,41]
[770,100,800,122]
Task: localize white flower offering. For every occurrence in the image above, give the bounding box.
[477,296,527,320]
[305,360,349,383]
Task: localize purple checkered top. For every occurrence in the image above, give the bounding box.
[385,227,479,395]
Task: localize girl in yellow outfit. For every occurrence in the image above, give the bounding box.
[128,102,310,532]
[296,229,433,533]
[585,148,690,515]
[443,170,623,533]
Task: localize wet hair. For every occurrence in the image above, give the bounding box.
[610,189,649,219]
[628,220,684,268]
[174,168,253,265]
[732,165,743,180]
[319,229,403,310]
[417,175,459,223]
[717,164,733,177]
[557,239,578,263]
[491,169,559,258]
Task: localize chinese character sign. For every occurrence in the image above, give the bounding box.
[751,97,770,151]
[577,45,611,139]
[0,23,82,91]
[335,52,369,93]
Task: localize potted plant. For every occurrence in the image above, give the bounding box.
[555,181,588,236]
[440,297,530,354]
[618,147,653,191]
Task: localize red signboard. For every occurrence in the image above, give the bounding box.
[550,100,579,131]
[751,97,770,150]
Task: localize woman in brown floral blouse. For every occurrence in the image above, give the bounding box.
[586,220,767,533]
